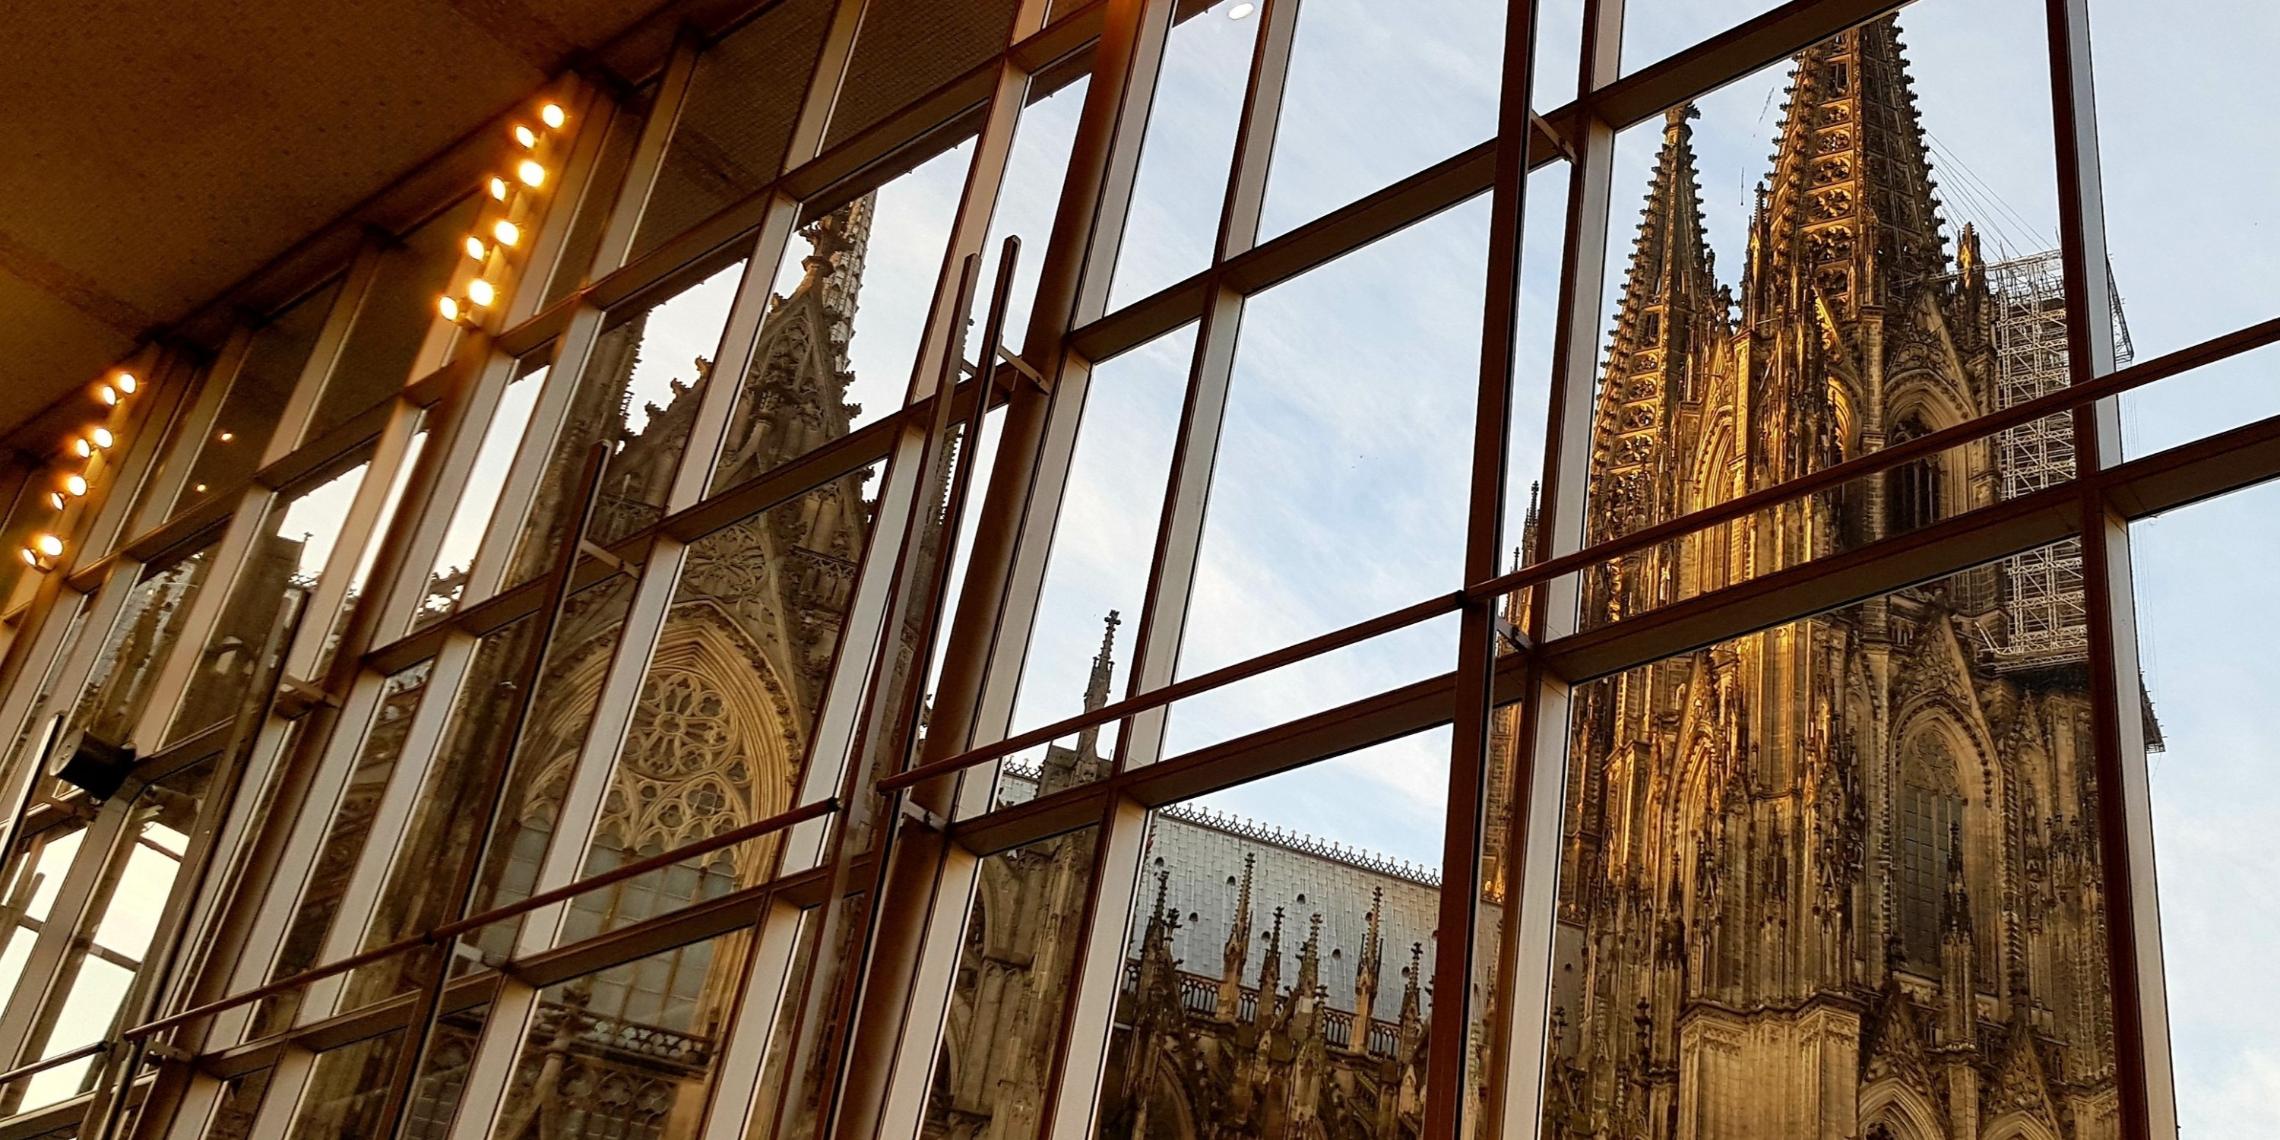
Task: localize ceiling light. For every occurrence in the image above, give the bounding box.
[540,103,567,130]
[64,474,87,497]
[438,295,463,322]
[34,533,64,558]
[467,279,497,307]
[71,438,92,458]
[489,177,510,201]
[95,384,119,406]
[492,220,520,247]
[516,160,545,188]
[514,124,538,148]
[46,491,66,510]
[465,236,488,260]
[217,430,235,443]
[114,372,137,394]
[90,427,115,449]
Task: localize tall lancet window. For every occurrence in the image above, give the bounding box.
[1895,737,1962,970]
[1887,415,1944,535]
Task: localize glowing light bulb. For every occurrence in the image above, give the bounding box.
[217,430,235,443]
[1228,1,1254,17]
[115,372,137,394]
[64,474,87,497]
[46,491,65,510]
[465,236,488,260]
[90,427,115,449]
[467,279,497,308]
[489,177,511,201]
[492,219,520,247]
[541,103,567,129]
[194,483,208,493]
[72,438,92,458]
[514,124,538,148]
[35,533,64,558]
[516,160,545,188]
[438,295,463,322]
[95,384,119,406]
[19,548,37,568]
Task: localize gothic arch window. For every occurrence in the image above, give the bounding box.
[1895,733,1963,970]
[1887,414,1944,534]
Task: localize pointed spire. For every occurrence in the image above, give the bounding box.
[1218,852,1256,1023]
[1075,609,1121,760]
[1587,101,1721,547]
[1257,905,1286,1025]
[1352,888,1385,1051]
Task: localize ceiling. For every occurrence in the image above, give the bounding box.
[0,0,696,450]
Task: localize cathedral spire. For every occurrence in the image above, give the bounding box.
[1352,887,1385,1052]
[1587,102,1722,548]
[1752,15,1946,322]
[1218,852,1255,1023]
[1075,609,1121,760]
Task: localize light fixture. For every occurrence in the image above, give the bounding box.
[438,295,464,323]
[193,482,208,493]
[72,438,92,458]
[467,279,497,307]
[18,548,37,568]
[516,160,545,188]
[95,384,119,406]
[540,103,567,129]
[492,219,520,247]
[90,427,115,450]
[489,177,511,201]
[513,124,538,148]
[65,474,87,497]
[217,430,235,443]
[114,372,137,394]
[46,492,65,510]
[34,533,63,559]
[465,235,488,261]
[1228,1,1254,17]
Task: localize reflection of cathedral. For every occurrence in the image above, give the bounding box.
[1543,19,2121,1140]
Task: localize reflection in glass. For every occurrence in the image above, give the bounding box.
[545,462,881,945]
[416,353,555,631]
[283,1028,405,1139]
[8,760,211,1114]
[167,461,370,745]
[73,544,221,745]
[711,138,973,494]
[256,661,434,1035]
[926,827,1099,1140]
[630,0,838,262]
[1260,0,1500,237]
[1108,0,1261,308]
[981,67,1089,357]
[2134,480,2278,1139]
[174,279,345,516]
[349,576,638,1006]
[1539,544,2115,1138]
[509,261,746,584]
[487,935,752,1139]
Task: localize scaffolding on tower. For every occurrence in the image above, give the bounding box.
[1982,250,2132,674]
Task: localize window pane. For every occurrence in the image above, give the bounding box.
[283,1024,466,1140]
[709,139,974,494]
[1258,0,1501,237]
[981,67,1090,358]
[73,543,221,744]
[175,280,344,515]
[12,759,212,1113]
[630,0,838,262]
[1539,543,2117,1137]
[303,198,477,444]
[821,0,1020,152]
[508,259,747,586]
[1006,326,1192,764]
[1180,197,1487,677]
[2134,479,2280,1139]
[1108,1,1260,309]
[1082,731,1450,1137]
[486,934,753,1138]
[350,575,638,1007]
[1620,0,1781,76]
[551,462,882,946]
[311,424,428,679]
[166,460,370,745]
[415,353,555,633]
[925,826,1099,1140]
[255,661,433,1036]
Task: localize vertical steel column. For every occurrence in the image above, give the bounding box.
[1479,4,1621,1138]
[1429,0,1541,1134]
[2042,0,2175,1136]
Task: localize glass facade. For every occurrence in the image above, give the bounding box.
[0,2,2268,1139]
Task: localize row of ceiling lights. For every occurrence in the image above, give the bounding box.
[18,100,573,578]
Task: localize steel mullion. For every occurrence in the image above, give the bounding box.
[1427,0,1544,1133]
[2042,0,2174,1136]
